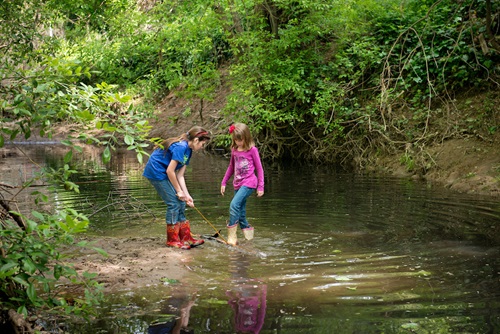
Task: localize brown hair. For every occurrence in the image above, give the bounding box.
[229,123,254,151]
[159,126,211,150]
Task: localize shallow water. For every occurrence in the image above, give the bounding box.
[1,144,500,333]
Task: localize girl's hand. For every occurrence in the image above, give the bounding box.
[176,190,187,201]
[220,185,226,196]
[257,190,264,197]
[186,194,194,207]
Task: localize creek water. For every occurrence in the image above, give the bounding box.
[1,144,500,333]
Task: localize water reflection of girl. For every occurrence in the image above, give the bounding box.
[148,293,196,334]
[226,283,267,334]
[226,252,267,333]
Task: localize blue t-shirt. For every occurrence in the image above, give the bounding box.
[142,141,192,181]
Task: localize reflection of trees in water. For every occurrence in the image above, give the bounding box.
[0,143,106,185]
[188,152,229,184]
[0,145,71,218]
[85,193,157,221]
[0,145,158,228]
[108,148,145,177]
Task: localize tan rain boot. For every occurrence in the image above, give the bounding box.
[227,224,238,246]
[179,220,204,247]
[242,227,254,240]
[166,224,190,250]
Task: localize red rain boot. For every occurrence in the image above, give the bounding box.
[179,220,204,247]
[166,224,190,250]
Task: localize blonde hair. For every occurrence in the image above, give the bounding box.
[230,123,254,151]
[159,126,211,150]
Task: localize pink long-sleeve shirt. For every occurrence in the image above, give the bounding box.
[221,146,264,192]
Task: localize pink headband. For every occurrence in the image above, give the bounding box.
[195,131,209,138]
[229,125,235,134]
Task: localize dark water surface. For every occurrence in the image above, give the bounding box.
[1,144,500,333]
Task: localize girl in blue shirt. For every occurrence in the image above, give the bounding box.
[143,126,211,249]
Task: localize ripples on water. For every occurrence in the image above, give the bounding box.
[1,145,499,333]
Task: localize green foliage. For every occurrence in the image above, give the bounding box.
[174,63,221,123]
[0,0,51,56]
[214,0,499,164]
[1,55,92,140]
[57,0,231,96]
[0,53,152,162]
[380,0,499,102]
[147,4,230,94]
[0,210,103,317]
[50,0,134,32]
[64,30,159,87]
[400,152,416,172]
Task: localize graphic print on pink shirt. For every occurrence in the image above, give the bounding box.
[235,156,249,183]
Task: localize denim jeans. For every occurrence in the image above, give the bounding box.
[228,186,254,229]
[148,179,186,225]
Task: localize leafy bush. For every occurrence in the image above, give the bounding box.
[0,207,103,317]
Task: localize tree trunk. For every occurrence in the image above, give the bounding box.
[485,0,500,53]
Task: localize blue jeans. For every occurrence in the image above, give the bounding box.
[228,186,254,229]
[148,179,186,225]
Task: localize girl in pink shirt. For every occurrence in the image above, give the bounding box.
[221,123,265,246]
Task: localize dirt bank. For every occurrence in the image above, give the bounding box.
[69,236,193,293]
[377,136,500,197]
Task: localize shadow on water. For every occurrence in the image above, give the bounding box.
[1,145,500,333]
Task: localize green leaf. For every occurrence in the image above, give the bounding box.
[83,272,98,279]
[64,150,73,163]
[0,262,19,273]
[103,146,111,163]
[103,123,117,132]
[205,298,228,305]
[13,275,29,287]
[32,211,45,221]
[401,322,419,329]
[160,278,180,284]
[39,193,49,202]
[92,247,108,257]
[124,134,134,145]
[58,221,70,232]
[73,220,89,233]
[23,259,37,274]
[27,283,37,302]
[417,270,431,277]
[76,109,95,121]
[53,265,62,280]
[17,306,28,317]
[26,219,38,233]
